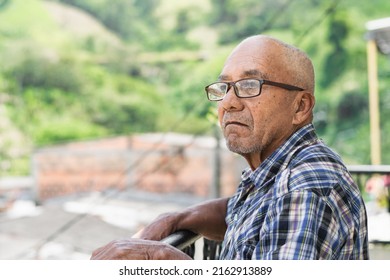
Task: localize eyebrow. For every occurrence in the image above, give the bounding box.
[243,69,269,79]
[217,69,269,81]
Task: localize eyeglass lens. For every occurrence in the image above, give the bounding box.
[207,79,261,100]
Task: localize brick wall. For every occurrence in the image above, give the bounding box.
[32,133,245,201]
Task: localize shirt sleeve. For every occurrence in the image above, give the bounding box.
[253,189,342,259]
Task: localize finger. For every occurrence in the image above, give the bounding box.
[90,244,110,260]
[90,239,151,260]
[90,239,190,260]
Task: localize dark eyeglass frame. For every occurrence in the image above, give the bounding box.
[205,78,304,101]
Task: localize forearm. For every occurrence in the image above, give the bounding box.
[176,197,228,241]
[137,197,229,242]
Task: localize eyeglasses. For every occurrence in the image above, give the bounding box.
[205,78,304,101]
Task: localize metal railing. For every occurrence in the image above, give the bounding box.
[161,230,222,259]
[348,165,390,191]
[161,230,200,257]
[163,165,390,259]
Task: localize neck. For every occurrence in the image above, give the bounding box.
[243,152,266,171]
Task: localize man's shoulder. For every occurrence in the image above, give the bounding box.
[292,140,345,168]
[284,141,352,192]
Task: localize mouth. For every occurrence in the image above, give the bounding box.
[224,121,247,128]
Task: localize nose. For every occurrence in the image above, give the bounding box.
[218,86,244,112]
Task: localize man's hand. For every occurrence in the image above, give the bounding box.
[91,198,229,260]
[90,238,192,260]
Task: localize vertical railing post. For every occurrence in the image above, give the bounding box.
[211,125,221,199]
[367,39,381,165]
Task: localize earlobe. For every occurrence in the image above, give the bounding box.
[292,92,315,125]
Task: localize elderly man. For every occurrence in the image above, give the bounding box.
[91,35,369,260]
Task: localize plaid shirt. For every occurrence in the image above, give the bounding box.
[219,124,369,259]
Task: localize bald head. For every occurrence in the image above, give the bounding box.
[226,35,315,94]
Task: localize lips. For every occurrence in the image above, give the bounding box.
[224,121,247,128]
[222,113,251,130]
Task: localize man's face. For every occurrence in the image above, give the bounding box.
[217,39,298,168]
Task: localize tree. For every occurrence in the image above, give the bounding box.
[320,10,349,87]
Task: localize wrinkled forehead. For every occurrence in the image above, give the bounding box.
[220,40,283,81]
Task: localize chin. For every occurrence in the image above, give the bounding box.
[226,140,252,155]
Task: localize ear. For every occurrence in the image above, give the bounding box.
[292,92,315,125]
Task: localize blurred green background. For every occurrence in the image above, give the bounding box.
[1,0,390,176]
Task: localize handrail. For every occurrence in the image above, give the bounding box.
[347,165,390,174]
[161,230,201,251]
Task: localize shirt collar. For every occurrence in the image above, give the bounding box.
[244,123,319,186]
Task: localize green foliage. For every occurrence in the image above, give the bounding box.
[56,0,140,39]
[0,0,10,10]
[33,118,107,146]
[8,56,82,93]
[337,91,368,124]
[56,0,198,51]
[210,0,325,44]
[320,10,350,87]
